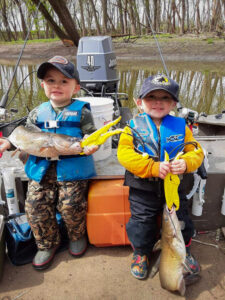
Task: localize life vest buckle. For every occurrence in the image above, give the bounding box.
[44,120,59,129]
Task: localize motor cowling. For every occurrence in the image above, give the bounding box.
[77,36,119,95]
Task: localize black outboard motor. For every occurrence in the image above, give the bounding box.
[77,36,119,96]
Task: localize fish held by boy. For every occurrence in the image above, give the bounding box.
[155,205,187,296]
[8,125,81,157]
[8,116,124,158]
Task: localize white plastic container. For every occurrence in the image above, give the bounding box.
[191,179,206,216]
[0,214,4,280]
[1,167,20,215]
[221,187,225,216]
[78,97,114,161]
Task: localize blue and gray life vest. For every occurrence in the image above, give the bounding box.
[130,113,186,161]
[25,99,96,182]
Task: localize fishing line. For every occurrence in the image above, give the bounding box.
[6,71,37,108]
[140,1,183,110]
[141,0,169,77]
[0,0,42,108]
[168,141,198,158]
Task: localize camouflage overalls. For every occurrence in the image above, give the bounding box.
[24,103,96,250]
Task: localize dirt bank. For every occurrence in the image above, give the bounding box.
[0,34,224,63]
[0,232,225,300]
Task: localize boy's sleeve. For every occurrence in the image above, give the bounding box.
[117,126,160,178]
[80,107,97,135]
[181,125,204,173]
[25,107,39,129]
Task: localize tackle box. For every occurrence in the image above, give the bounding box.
[87,179,131,246]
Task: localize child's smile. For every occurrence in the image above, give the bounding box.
[41,68,80,107]
[142,90,176,125]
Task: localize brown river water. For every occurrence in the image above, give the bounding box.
[0,60,224,122]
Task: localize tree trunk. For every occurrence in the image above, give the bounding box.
[153,0,158,32]
[211,0,222,31]
[47,0,80,46]
[78,0,87,36]
[30,0,70,42]
[132,0,141,35]
[13,0,28,39]
[88,0,101,35]
[181,0,185,34]
[1,0,15,41]
[196,0,201,33]
[171,0,176,33]
[124,0,128,34]
[101,0,108,34]
[186,0,190,32]
[117,0,124,34]
[127,0,137,35]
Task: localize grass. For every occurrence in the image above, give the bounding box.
[0,38,60,45]
[0,33,222,46]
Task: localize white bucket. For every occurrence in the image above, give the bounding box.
[77,97,114,161]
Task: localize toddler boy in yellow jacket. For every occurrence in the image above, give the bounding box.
[117,74,204,280]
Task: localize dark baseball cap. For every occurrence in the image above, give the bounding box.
[37,56,80,83]
[139,74,179,102]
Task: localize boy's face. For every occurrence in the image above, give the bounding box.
[41,67,80,107]
[137,90,176,122]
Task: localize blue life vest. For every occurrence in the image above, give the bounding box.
[130,113,186,161]
[25,99,96,182]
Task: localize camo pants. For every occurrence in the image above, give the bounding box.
[25,162,89,250]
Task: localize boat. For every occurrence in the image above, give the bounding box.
[0,35,224,250]
[0,36,224,300]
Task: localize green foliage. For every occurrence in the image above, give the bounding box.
[207,38,214,44]
[0,38,60,45]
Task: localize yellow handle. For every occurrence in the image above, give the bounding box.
[80,116,124,155]
[164,151,183,210]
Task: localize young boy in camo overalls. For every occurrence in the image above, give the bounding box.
[0,56,99,270]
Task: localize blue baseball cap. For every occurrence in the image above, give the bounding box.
[37,56,80,83]
[139,74,179,102]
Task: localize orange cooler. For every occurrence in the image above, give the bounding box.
[87,179,131,246]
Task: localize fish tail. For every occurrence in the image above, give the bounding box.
[178,276,186,296]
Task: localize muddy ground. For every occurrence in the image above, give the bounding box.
[0,34,224,63]
[0,232,225,300]
[0,35,225,300]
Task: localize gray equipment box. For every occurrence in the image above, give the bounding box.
[77,36,119,94]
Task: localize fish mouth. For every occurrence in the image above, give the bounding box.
[165,205,175,214]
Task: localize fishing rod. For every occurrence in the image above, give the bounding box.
[141,1,183,111]
[0,0,42,111]
[142,4,169,77]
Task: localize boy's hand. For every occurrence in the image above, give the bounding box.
[83,145,99,156]
[0,138,11,153]
[159,161,170,179]
[170,159,186,174]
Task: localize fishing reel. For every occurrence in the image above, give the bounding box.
[177,107,199,125]
[0,107,19,122]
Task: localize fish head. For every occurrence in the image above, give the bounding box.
[162,205,186,256]
[52,135,81,154]
[162,205,183,241]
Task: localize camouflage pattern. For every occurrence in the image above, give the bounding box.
[25,162,89,250]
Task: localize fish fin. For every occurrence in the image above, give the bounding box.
[39,147,47,153]
[184,273,201,286]
[11,148,19,157]
[149,250,161,278]
[27,124,42,132]
[178,277,186,296]
[153,239,161,252]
